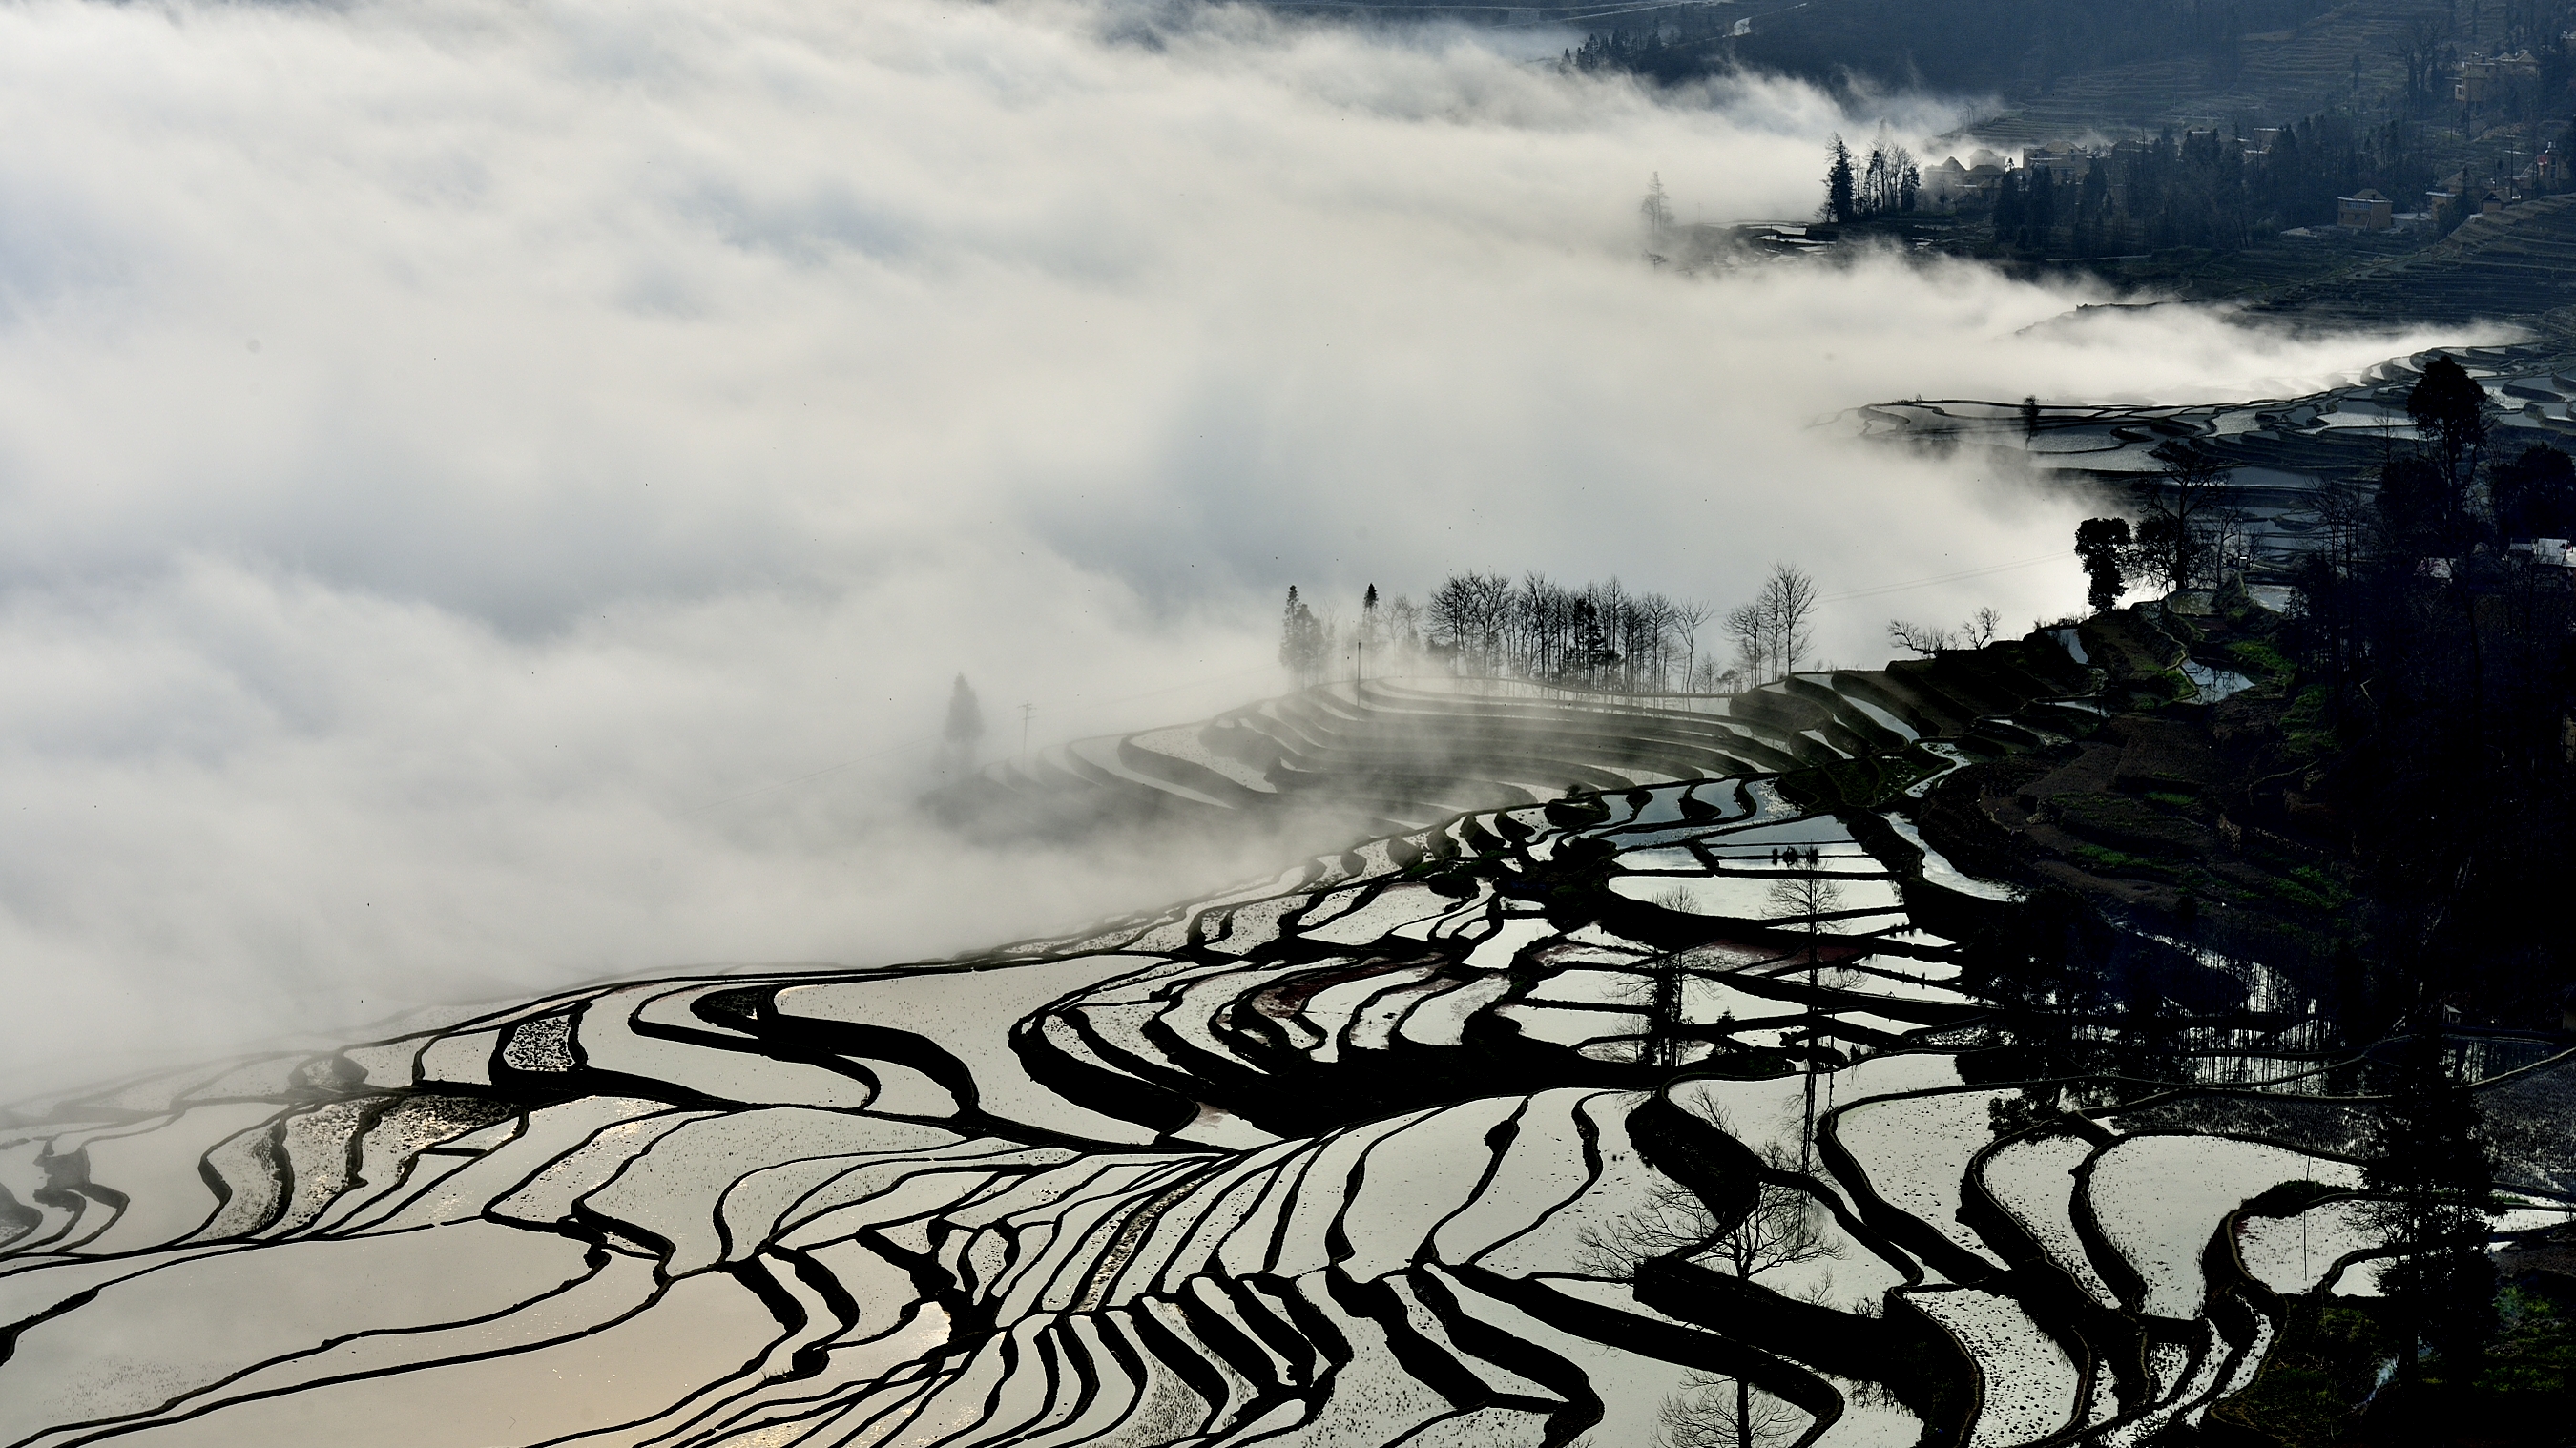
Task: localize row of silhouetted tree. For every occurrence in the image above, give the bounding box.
[1277,566,1825,694]
[1992,119,2441,257]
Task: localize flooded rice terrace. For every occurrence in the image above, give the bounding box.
[9,726,2574,1448]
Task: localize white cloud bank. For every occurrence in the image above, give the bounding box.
[0,0,2472,1092]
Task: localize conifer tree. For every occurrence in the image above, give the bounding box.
[1360,584,1380,681]
[1279,586,1325,685]
[1820,135,1856,224]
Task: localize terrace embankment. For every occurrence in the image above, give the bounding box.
[1919,586,2367,1006]
[925,647,2097,847]
[2254,193,2576,331]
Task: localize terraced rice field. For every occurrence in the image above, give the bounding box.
[1849,195,2576,584]
[11,706,2575,1448]
[1861,336,2576,580]
[933,644,2103,841]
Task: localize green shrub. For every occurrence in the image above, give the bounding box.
[2286,865,2351,908]
[2072,843,2153,875]
[2230,639,2293,678]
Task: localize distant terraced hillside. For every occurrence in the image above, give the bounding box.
[1861,333,2576,578]
[2256,193,2576,329]
[1718,0,2487,144]
[1957,0,2439,144]
[926,639,2107,842]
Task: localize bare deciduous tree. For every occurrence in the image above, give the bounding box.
[1724,565,1819,684]
[1725,601,1767,682]
[1757,564,1818,678]
[1768,869,1844,1170]
[1659,1374,1808,1448]
[2136,442,2233,591]
[1886,618,1952,656]
[2397,13,2452,109]
[1410,573,1783,693]
[1672,598,1714,690]
[1578,1140,1841,1285]
[1641,173,1673,238]
[1890,606,2001,657]
[1580,1144,1842,1445]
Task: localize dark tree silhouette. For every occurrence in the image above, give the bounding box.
[1768,870,1842,1172]
[1659,1374,1805,1448]
[2407,354,2495,535]
[1579,1128,1839,1448]
[1820,135,1856,224]
[2366,1032,2497,1390]
[2075,517,2131,612]
[2490,444,2576,541]
[2135,442,2232,590]
[2377,454,2457,554]
[1755,564,1818,679]
[1359,583,1380,681]
[1279,586,1326,685]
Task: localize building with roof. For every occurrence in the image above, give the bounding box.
[2337,189,2393,229]
[2456,51,2541,104]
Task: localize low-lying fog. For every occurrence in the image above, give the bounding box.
[0,0,2477,1093]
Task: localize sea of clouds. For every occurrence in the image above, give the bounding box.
[0,0,2477,1093]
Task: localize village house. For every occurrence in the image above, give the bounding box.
[2455,50,2541,104]
[2337,188,2394,229]
[2021,144,2092,183]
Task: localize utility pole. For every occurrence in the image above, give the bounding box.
[1801,909,1820,1176]
[1020,702,1034,764]
[1788,851,1834,1177]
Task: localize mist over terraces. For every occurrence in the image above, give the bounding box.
[13,0,2576,1445]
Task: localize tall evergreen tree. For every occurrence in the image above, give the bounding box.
[1279,586,1325,685]
[1360,584,1380,681]
[1820,135,1856,224]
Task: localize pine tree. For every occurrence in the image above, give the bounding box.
[1820,135,1856,224]
[1279,587,1324,685]
[1360,584,1380,681]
